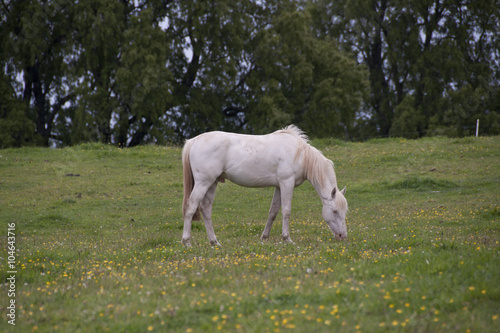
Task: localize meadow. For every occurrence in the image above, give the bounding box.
[1,136,499,332]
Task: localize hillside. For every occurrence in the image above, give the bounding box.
[1,136,499,332]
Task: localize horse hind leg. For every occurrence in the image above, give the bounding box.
[200,181,221,246]
[261,187,281,241]
[182,182,212,247]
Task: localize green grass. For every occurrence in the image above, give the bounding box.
[1,136,499,332]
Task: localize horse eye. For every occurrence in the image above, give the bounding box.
[333,210,339,215]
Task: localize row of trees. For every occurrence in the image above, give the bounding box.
[1,0,498,147]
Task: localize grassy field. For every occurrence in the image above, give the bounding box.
[1,136,499,332]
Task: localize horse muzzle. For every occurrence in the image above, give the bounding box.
[335,233,347,240]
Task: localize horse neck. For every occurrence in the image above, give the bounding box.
[299,142,337,201]
[310,168,337,203]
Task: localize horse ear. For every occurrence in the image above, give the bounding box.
[341,186,346,195]
[331,187,337,198]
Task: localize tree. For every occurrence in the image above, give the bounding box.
[3,0,495,147]
[0,0,368,146]
[160,0,262,139]
[2,0,77,146]
[0,72,35,148]
[426,0,500,136]
[0,2,34,148]
[68,0,129,145]
[114,7,173,146]
[163,1,368,139]
[310,0,499,138]
[245,8,368,137]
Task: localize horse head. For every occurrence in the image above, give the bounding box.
[322,186,348,240]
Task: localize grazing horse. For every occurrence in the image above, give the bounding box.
[181,125,347,246]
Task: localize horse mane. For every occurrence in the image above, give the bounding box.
[277,124,309,141]
[276,125,335,187]
[337,190,348,210]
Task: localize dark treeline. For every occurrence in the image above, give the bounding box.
[1,0,498,147]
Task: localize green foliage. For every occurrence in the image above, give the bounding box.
[0,0,498,147]
[0,73,36,147]
[312,0,499,138]
[70,0,128,144]
[115,8,173,146]
[2,0,77,145]
[244,8,368,137]
[429,82,500,137]
[390,95,423,139]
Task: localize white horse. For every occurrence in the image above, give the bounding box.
[181,125,347,246]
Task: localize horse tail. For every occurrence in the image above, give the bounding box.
[182,139,201,221]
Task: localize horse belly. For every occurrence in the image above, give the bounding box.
[223,146,299,187]
[222,169,279,188]
[220,143,281,187]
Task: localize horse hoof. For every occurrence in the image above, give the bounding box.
[260,235,269,241]
[210,240,222,246]
[181,239,192,247]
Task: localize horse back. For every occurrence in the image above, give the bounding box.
[187,131,304,187]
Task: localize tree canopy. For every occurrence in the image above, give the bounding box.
[1,0,498,147]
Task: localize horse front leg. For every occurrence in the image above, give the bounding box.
[261,187,281,241]
[200,182,221,246]
[279,181,295,244]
